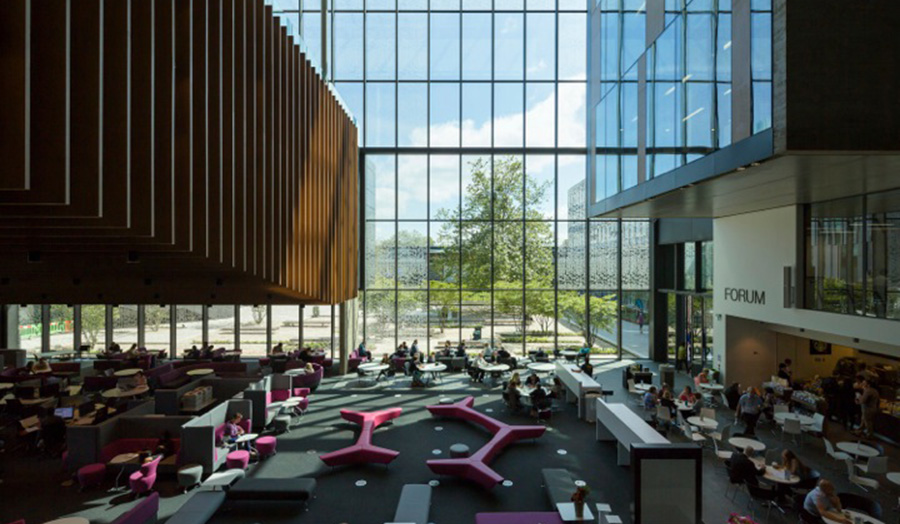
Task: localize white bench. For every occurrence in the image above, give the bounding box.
[595,398,669,466]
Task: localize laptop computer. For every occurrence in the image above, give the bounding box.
[54,406,75,420]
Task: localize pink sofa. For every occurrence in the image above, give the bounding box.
[285,362,323,391]
[425,397,546,490]
[319,408,402,467]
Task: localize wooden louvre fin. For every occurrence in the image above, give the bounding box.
[0,0,358,306]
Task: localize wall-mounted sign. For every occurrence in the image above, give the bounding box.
[810,340,832,355]
[724,287,766,305]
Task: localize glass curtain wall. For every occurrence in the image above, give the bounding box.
[143,306,171,353]
[268,0,649,358]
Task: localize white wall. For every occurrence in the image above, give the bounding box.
[713,205,900,384]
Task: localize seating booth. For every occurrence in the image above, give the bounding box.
[180,399,253,474]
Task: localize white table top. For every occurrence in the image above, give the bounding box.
[837,442,880,458]
[687,416,718,430]
[102,385,149,398]
[774,412,815,425]
[517,386,551,398]
[698,383,724,391]
[557,502,594,522]
[763,465,800,485]
[282,398,305,407]
[43,517,90,524]
[824,510,884,524]
[358,363,389,372]
[887,472,900,486]
[560,351,581,357]
[478,363,510,372]
[114,368,142,377]
[634,383,653,392]
[108,452,140,465]
[186,368,214,376]
[202,469,245,486]
[285,368,311,375]
[234,433,259,444]
[674,400,696,410]
[527,362,556,372]
[0,382,15,390]
[420,363,447,373]
[728,437,766,452]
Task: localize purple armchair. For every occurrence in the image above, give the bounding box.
[286,362,323,392]
[128,456,161,495]
[347,349,365,372]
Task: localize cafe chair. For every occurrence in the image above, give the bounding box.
[837,492,883,519]
[724,462,748,502]
[708,423,731,444]
[773,404,789,415]
[626,379,642,404]
[655,406,672,434]
[822,438,851,470]
[746,484,778,524]
[802,413,825,437]
[700,407,716,421]
[129,455,161,496]
[712,438,732,466]
[855,455,887,476]
[680,413,706,446]
[844,459,879,492]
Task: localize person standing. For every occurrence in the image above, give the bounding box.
[736,387,763,436]
[857,378,880,438]
[637,309,645,334]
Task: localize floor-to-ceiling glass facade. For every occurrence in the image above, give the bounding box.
[271,0,650,358]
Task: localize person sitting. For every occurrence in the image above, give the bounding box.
[185,345,201,359]
[551,377,564,399]
[643,386,659,410]
[529,386,551,418]
[32,358,51,374]
[470,355,489,382]
[727,446,764,487]
[438,341,452,357]
[108,342,122,354]
[376,355,392,380]
[679,386,697,405]
[804,480,850,524]
[299,347,315,362]
[505,372,523,412]
[271,342,285,356]
[496,346,511,360]
[305,362,315,374]
[224,413,246,442]
[694,369,710,388]
[410,356,431,387]
[119,370,148,390]
[660,390,677,418]
[780,449,808,479]
[456,341,467,357]
[357,340,372,361]
[482,346,495,363]
[534,348,547,361]
[410,340,420,359]
[124,343,140,357]
[579,354,594,376]
[155,430,176,458]
[525,373,541,388]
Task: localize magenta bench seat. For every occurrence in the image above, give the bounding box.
[475,513,564,524]
[425,396,545,490]
[319,408,402,467]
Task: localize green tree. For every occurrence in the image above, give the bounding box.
[145,306,169,332]
[81,305,119,349]
[559,291,617,348]
[429,282,459,333]
[527,291,556,333]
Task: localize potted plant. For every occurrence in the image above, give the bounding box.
[571,485,589,518]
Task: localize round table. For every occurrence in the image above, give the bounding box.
[285,368,310,376]
[234,433,258,450]
[108,452,140,465]
[527,362,556,373]
[102,385,150,398]
[634,383,653,393]
[43,518,90,524]
[887,472,900,487]
[559,351,579,360]
[687,416,718,431]
[357,363,389,385]
[479,363,510,387]
[729,437,766,452]
[836,442,880,458]
[420,363,447,382]
[674,400,696,411]
[774,412,815,426]
[763,465,800,485]
[698,383,724,391]
[824,510,885,524]
[113,368,142,377]
[186,368,214,377]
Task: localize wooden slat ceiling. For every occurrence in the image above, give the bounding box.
[0,0,358,305]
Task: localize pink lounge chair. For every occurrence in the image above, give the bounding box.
[128,456,161,495]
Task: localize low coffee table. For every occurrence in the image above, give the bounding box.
[557,502,593,522]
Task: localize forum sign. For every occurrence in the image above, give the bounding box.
[724,287,766,305]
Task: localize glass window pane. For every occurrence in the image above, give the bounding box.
[367,221,397,288]
[366,83,396,146]
[397,155,428,219]
[462,221,492,289]
[430,14,460,80]
[526,221,554,289]
[303,13,323,70]
[369,0,396,10]
[493,224,524,288]
[429,290,459,343]
[366,14,396,80]
[462,14,492,81]
[558,82,585,147]
[398,222,429,288]
[237,306,264,356]
[558,155,585,220]
[49,305,75,352]
[143,306,170,353]
[462,155,492,220]
[430,83,460,147]
[558,14,586,80]
[494,290,524,346]
[334,14,364,80]
[494,83,523,147]
[462,83,492,147]
[526,155,555,220]
[526,83,555,147]
[398,291,428,349]
[398,83,428,147]
[271,306,300,354]
[526,13,555,81]
[432,0,460,10]
[590,220,618,289]
[399,0,428,9]
[495,0,524,10]
[589,292,618,352]
[463,0,491,9]
[525,291,555,354]
[176,305,204,352]
[558,221,586,289]
[493,155,524,221]
[304,304,333,353]
[431,221,460,287]
[366,154,396,220]
[494,14,524,80]
[112,305,138,348]
[80,305,107,353]
[335,0,362,9]
[430,155,460,220]
[399,14,428,80]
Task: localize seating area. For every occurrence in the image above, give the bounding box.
[319,408,402,467]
